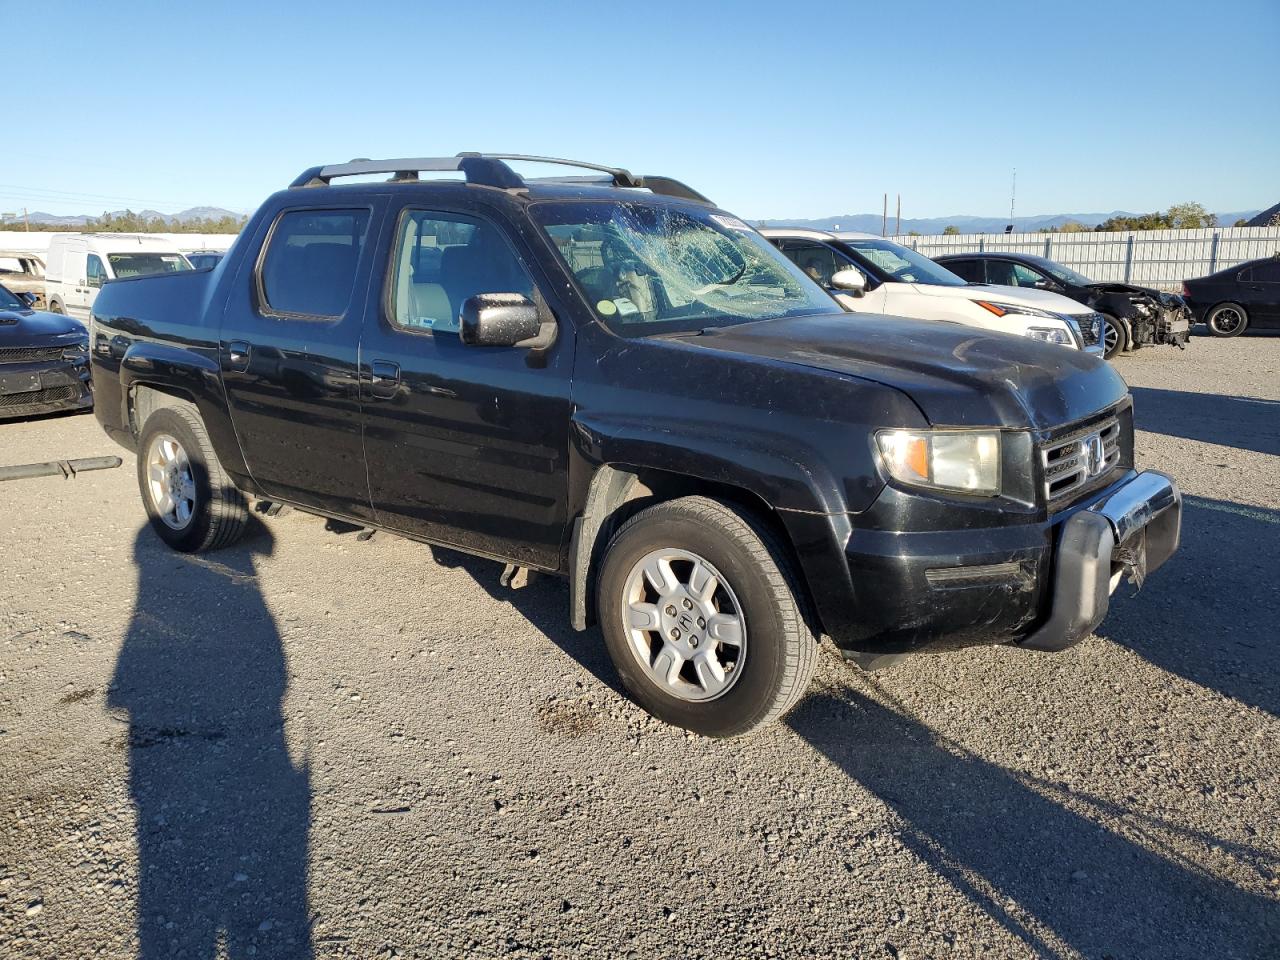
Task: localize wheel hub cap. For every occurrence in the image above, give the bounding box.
[145,433,196,530]
[622,549,746,702]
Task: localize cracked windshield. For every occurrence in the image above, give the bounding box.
[533,201,833,334]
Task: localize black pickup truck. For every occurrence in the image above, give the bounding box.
[90,154,1182,736]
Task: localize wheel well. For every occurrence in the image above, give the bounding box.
[129,383,199,437]
[570,465,821,635]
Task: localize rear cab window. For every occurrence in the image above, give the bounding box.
[258,209,370,319]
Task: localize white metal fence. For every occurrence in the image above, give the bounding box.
[0,231,238,255]
[892,227,1280,290]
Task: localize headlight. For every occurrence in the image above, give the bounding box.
[973,300,1060,321]
[1024,326,1075,345]
[876,429,1001,496]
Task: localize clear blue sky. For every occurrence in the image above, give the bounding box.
[6,0,1277,221]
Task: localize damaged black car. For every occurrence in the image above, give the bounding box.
[936,252,1192,360]
[0,282,92,420]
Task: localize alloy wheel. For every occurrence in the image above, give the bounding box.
[621,548,746,702]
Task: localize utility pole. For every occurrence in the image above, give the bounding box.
[1008,169,1016,231]
[881,193,887,236]
[895,194,901,236]
[23,207,30,232]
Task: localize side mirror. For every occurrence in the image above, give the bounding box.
[19,291,37,306]
[829,267,867,295]
[460,293,542,347]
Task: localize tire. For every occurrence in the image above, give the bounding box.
[596,496,817,737]
[136,404,249,552]
[48,299,64,315]
[1205,302,1248,338]
[1100,314,1127,359]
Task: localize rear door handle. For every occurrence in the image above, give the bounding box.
[226,340,252,371]
[366,359,400,400]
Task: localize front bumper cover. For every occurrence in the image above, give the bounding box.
[1018,470,1181,651]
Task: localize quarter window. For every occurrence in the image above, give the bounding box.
[388,210,534,334]
[259,209,370,319]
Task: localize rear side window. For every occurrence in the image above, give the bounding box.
[944,259,984,283]
[1248,261,1280,282]
[259,209,370,319]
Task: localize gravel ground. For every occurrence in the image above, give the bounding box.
[2,333,1278,959]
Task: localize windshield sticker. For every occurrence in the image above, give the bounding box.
[160,256,180,262]
[612,298,640,316]
[596,299,617,316]
[711,215,752,232]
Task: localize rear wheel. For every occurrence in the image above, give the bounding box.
[1205,302,1248,337]
[48,299,64,315]
[596,496,817,737]
[136,405,249,552]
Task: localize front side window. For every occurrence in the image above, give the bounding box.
[388,210,534,334]
[259,209,370,319]
[984,260,1045,287]
[532,201,832,335]
[842,239,966,286]
[87,254,107,287]
[106,252,191,279]
[776,240,845,287]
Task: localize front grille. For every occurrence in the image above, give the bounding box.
[0,345,64,364]
[0,384,81,408]
[1040,416,1121,503]
[1078,313,1103,348]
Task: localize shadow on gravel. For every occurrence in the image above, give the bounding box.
[1129,386,1280,456]
[426,545,626,697]
[108,525,312,960]
[788,679,1280,959]
[1098,495,1280,717]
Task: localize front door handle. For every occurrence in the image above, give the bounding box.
[366,359,400,400]
[226,340,252,371]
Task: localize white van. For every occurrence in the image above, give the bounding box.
[44,235,193,320]
[763,229,1105,355]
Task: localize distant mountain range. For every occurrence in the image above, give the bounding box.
[758,209,1264,235]
[20,207,244,227]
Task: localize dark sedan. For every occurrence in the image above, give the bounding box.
[1182,256,1280,337]
[0,283,92,420]
[936,251,1191,359]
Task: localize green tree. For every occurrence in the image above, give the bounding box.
[1165,202,1216,229]
[942,225,960,235]
[1234,218,1249,227]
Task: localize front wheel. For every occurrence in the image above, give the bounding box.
[1205,302,1248,337]
[136,405,249,552]
[596,496,817,737]
[1101,313,1127,359]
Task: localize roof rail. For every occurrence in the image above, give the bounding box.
[289,153,712,204]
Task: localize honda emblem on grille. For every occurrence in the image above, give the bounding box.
[1081,433,1105,477]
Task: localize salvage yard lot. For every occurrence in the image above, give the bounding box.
[2,336,1278,958]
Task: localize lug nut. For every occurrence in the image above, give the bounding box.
[697,617,706,629]
[665,605,677,616]
[683,598,693,610]
[689,637,699,648]
[671,628,681,640]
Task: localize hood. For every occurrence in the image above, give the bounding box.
[1084,282,1185,308]
[682,312,1127,431]
[0,308,87,344]
[912,282,1093,315]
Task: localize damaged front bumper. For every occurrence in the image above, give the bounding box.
[1017,470,1181,651]
[828,469,1181,666]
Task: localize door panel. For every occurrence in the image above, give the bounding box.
[218,202,385,520]
[360,206,574,568]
